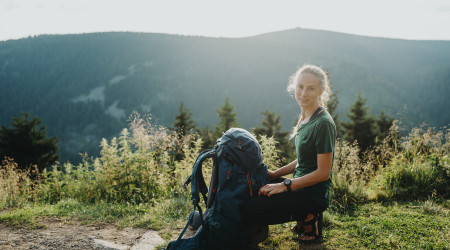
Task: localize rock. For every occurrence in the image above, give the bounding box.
[131,230,165,250]
[93,239,129,250]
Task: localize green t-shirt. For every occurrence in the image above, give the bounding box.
[293,110,336,208]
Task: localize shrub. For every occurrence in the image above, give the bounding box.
[402,126,447,159]
[423,199,448,216]
[375,126,450,200]
[173,137,206,191]
[378,155,449,200]
[258,135,282,171]
[0,157,35,209]
[3,110,449,214]
[35,112,202,205]
[330,139,366,213]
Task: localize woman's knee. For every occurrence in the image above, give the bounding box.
[242,200,258,222]
[243,197,271,223]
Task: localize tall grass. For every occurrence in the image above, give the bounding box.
[375,125,450,201]
[0,112,201,208]
[1,115,449,216]
[330,121,449,212]
[331,139,366,213]
[258,135,283,171]
[0,158,35,209]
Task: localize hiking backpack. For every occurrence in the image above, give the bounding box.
[167,128,269,250]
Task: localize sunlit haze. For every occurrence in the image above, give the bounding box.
[1,0,450,41]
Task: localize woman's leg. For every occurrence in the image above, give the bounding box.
[298,211,324,242]
[243,189,323,225]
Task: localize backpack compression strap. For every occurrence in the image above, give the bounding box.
[171,202,204,249]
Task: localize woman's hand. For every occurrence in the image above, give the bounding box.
[258,183,287,197]
[268,170,277,180]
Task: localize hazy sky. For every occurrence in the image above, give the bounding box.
[2,0,450,41]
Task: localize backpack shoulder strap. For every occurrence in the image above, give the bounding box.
[185,148,217,206]
[172,149,217,247]
[310,106,325,121]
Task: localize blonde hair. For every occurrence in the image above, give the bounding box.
[287,64,331,138]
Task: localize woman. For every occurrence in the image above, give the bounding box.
[244,64,336,243]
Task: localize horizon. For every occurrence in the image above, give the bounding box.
[2,0,450,42]
[4,27,450,43]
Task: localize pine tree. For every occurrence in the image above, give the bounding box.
[327,90,343,138]
[254,110,282,138]
[253,110,292,162]
[0,113,59,173]
[172,102,197,160]
[173,101,196,137]
[214,96,239,139]
[342,92,377,152]
[376,110,394,141]
[199,126,215,149]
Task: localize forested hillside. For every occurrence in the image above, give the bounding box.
[1,28,449,163]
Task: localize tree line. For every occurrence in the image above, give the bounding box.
[0,91,393,173]
[173,92,394,164]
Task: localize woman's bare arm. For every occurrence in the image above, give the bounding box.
[259,152,332,197]
[290,152,332,189]
[268,159,297,179]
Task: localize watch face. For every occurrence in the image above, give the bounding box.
[284,179,291,186]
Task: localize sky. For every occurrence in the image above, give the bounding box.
[1,0,450,41]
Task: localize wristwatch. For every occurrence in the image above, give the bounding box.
[283,178,292,192]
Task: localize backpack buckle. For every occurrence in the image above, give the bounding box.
[183,175,193,188]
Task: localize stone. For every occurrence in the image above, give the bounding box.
[131,230,165,250]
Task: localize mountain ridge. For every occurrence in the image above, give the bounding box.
[1,28,449,163]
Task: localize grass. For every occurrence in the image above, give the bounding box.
[1,199,448,249]
[0,199,148,228]
[259,201,449,249]
[0,196,191,229]
[326,202,448,249]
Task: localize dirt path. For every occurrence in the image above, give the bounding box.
[0,217,166,250]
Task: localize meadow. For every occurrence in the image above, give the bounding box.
[1,113,449,249]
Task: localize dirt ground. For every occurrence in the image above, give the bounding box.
[0,217,156,250]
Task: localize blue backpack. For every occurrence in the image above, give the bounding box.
[167,128,269,249]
